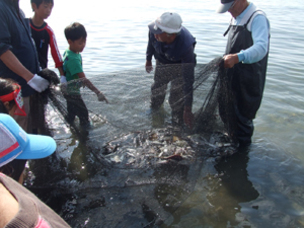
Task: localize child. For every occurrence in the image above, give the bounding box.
[0,115,70,227]
[63,22,108,126]
[0,78,26,117]
[0,78,28,183]
[30,0,64,134]
[30,0,64,78]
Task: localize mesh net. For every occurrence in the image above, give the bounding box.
[25,57,238,227]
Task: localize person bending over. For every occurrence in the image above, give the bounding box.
[145,12,196,128]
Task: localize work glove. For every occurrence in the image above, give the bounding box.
[60,76,67,83]
[27,74,49,92]
[37,68,59,85]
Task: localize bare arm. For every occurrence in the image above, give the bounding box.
[77,72,100,94]
[58,66,64,76]
[0,50,34,81]
[77,72,108,103]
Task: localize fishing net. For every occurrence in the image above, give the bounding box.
[25,57,238,227]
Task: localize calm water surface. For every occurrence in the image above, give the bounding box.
[20,0,304,227]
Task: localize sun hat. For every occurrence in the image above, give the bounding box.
[216,0,235,13]
[148,12,182,34]
[0,113,56,167]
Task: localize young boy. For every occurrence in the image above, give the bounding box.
[30,0,64,134]
[0,114,70,227]
[63,22,108,126]
[30,0,64,77]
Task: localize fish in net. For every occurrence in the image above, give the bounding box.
[25,57,238,227]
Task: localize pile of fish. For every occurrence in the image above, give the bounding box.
[102,127,236,169]
[26,125,237,227]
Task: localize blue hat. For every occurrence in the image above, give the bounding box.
[0,114,56,167]
[216,0,234,13]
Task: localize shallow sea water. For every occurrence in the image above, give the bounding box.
[20,0,304,227]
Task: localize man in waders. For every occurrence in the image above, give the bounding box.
[145,12,196,128]
[217,0,270,147]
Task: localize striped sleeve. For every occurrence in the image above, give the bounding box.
[46,25,63,68]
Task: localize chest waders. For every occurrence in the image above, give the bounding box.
[223,11,269,146]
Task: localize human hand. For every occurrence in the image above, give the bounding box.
[60,76,67,83]
[183,107,194,129]
[145,60,153,73]
[97,92,109,103]
[223,54,239,68]
[27,74,49,92]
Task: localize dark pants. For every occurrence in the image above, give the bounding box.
[234,105,254,147]
[30,93,47,134]
[151,61,184,124]
[64,94,89,126]
[220,103,253,147]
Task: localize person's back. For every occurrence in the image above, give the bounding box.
[147,27,196,65]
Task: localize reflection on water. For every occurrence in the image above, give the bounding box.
[157,143,304,227]
[207,148,259,227]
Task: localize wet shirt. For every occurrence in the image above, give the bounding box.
[0,0,40,97]
[63,49,83,95]
[29,20,63,69]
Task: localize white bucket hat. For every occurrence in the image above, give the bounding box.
[148,12,182,34]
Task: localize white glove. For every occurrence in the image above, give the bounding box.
[27,74,49,92]
[60,75,67,83]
